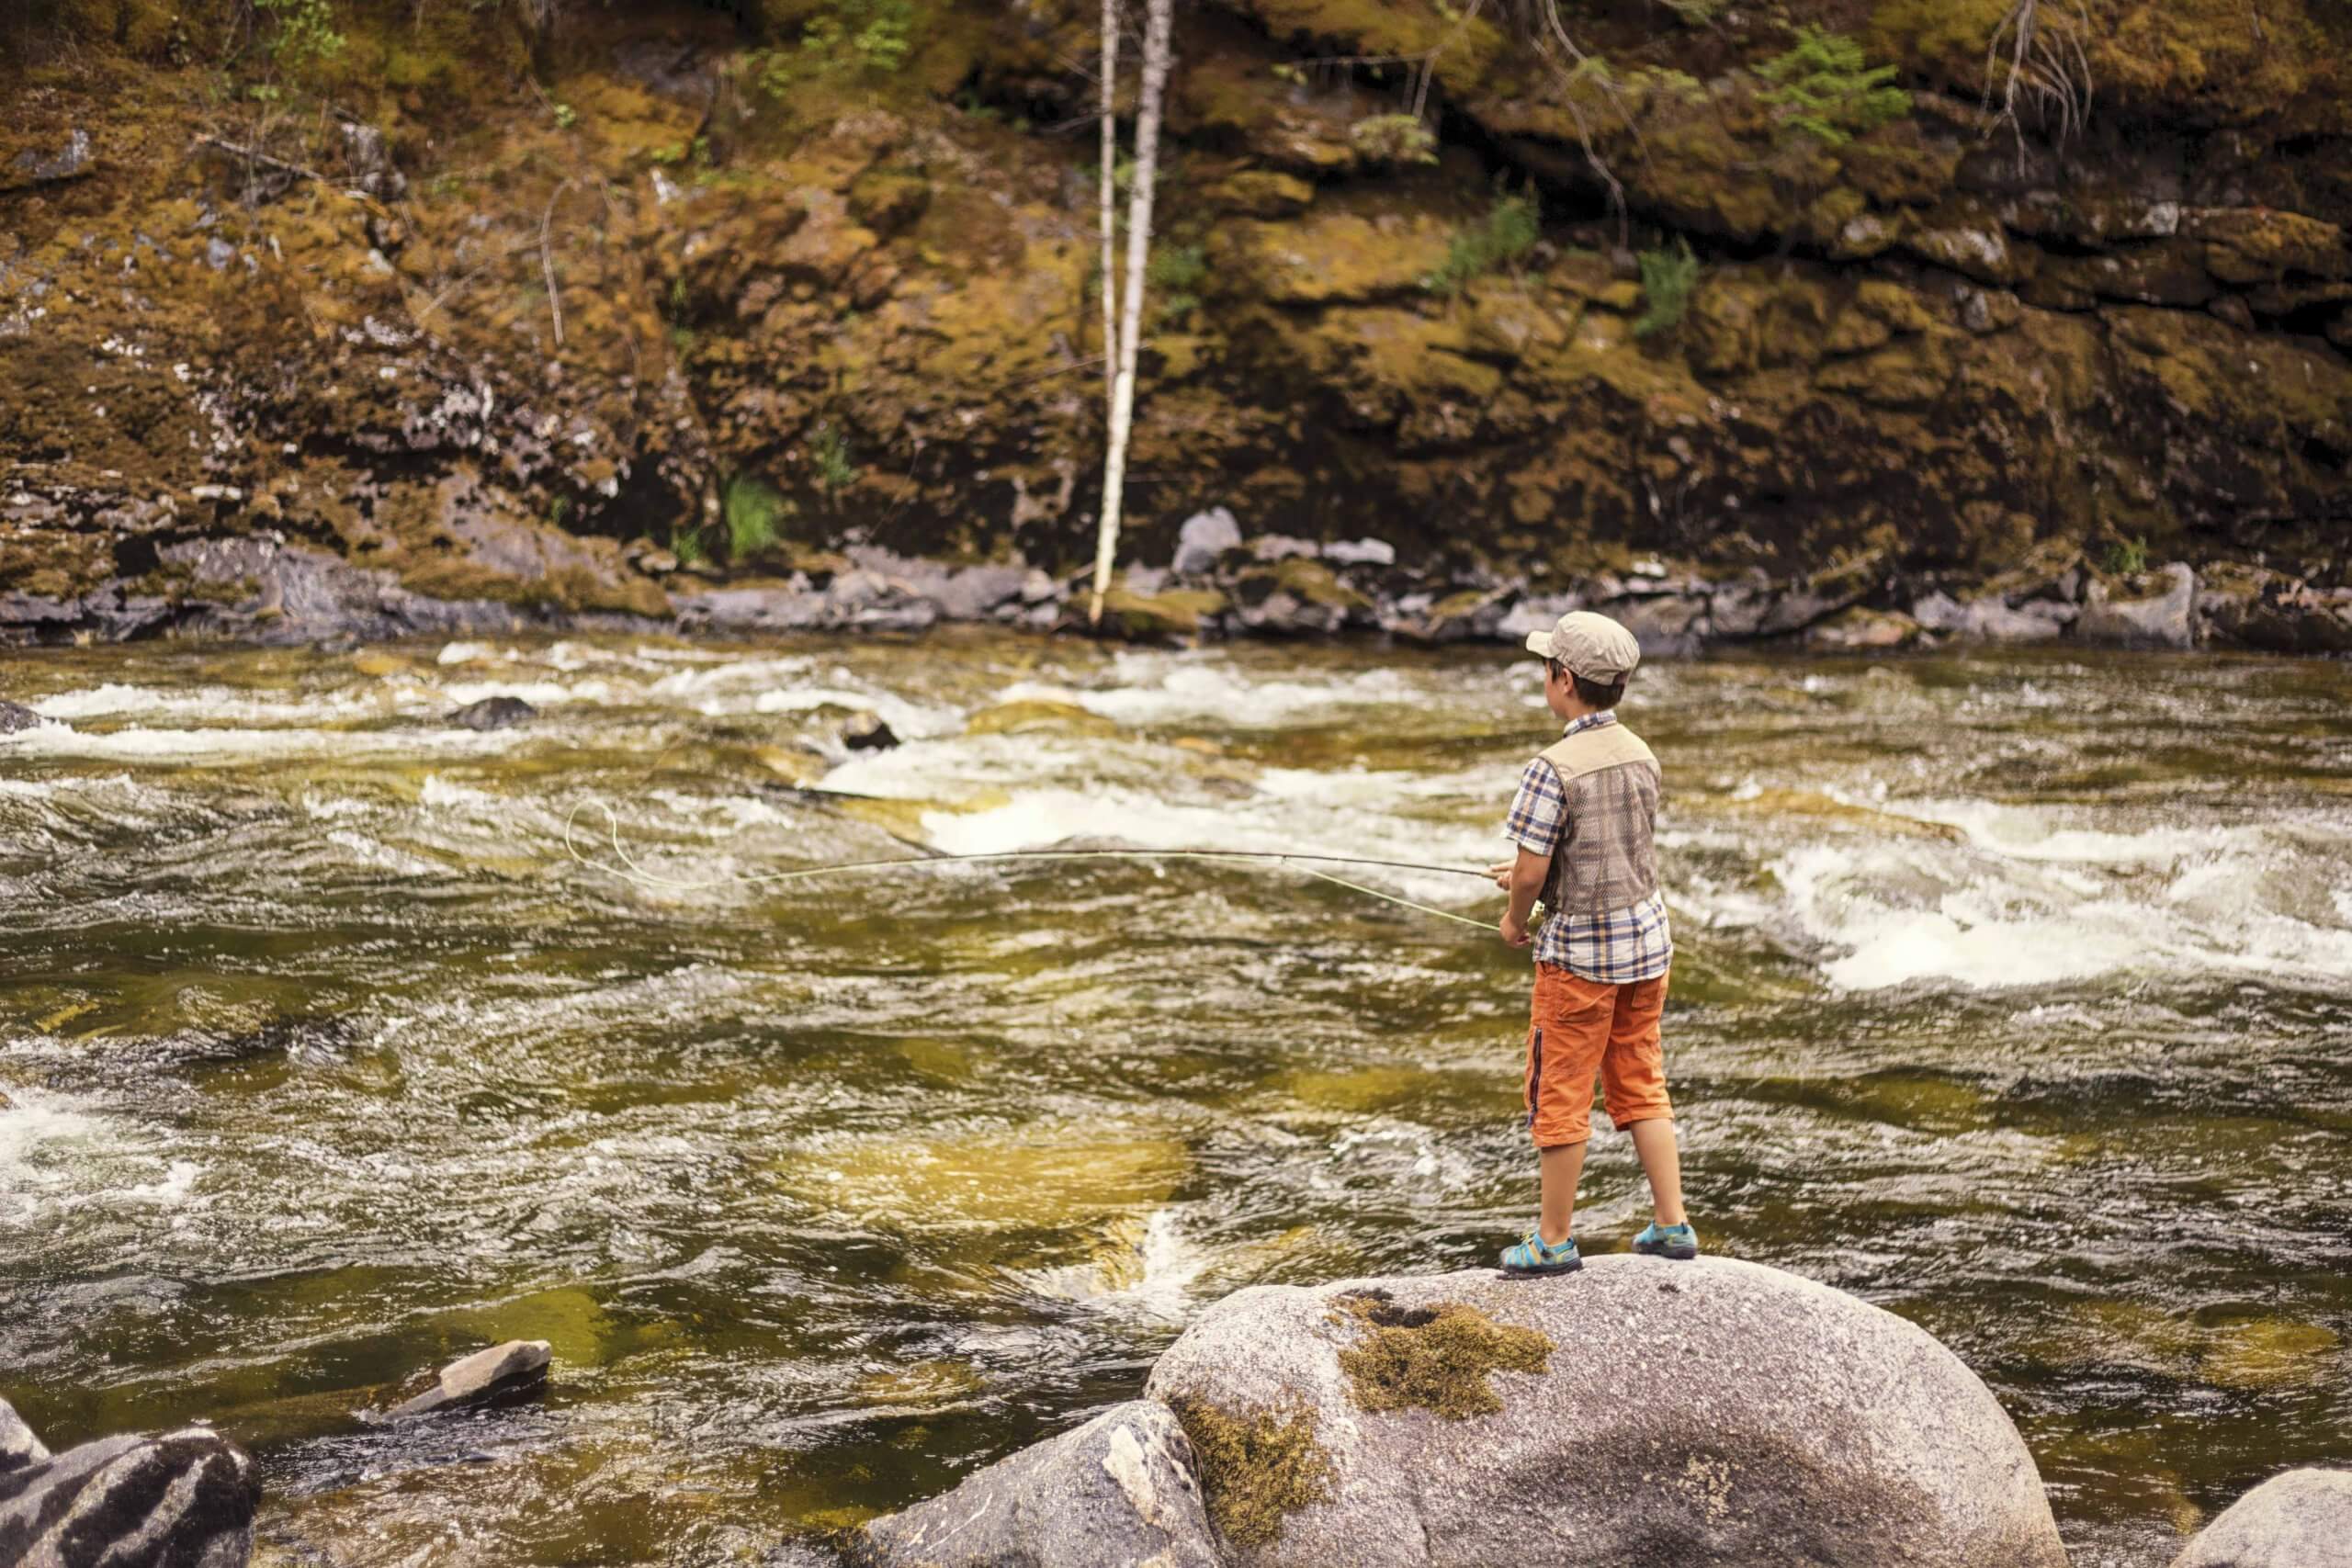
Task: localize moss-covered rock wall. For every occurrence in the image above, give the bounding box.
[4,0,2349,637]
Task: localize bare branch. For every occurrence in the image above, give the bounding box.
[1984,0,2094,171]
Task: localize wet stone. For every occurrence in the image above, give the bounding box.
[387,1338,552,1419]
[446,696,537,730]
[2172,1468,2352,1568]
[842,711,899,750]
[0,1413,260,1568]
[0,701,51,733]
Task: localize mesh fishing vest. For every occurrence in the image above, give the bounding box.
[1535,721,1661,918]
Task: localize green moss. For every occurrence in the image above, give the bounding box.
[1170,1394,1335,1550]
[1331,1292,1553,1420]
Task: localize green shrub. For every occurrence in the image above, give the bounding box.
[255,0,343,68]
[810,426,858,494]
[1758,27,1910,146]
[2103,534,2150,577]
[672,526,707,568]
[1633,239,1700,338]
[1422,191,1541,297]
[1148,243,1207,326]
[722,475,786,558]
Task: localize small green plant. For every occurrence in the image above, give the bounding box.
[551,100,577,130]
[1422,191,1542,297]
[1633,239,1700,337]
[1349,113,1439,165]
[722,475,786,559]
[810,425,859,495]
[547,494,571,528]
[801,0,915,74]
[1664,0,1728,25]
[1148,243,1207,326]
[671,526,707,569]
[666,276,689,319]
[255,0,345,69]
[1758,27,1910,146]
[2103,535,2150,576]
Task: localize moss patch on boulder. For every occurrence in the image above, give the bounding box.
[1169,1394,1335,1549]
[1331,1290,1553,1419]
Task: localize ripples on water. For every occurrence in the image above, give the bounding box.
[1,633,2346,1567]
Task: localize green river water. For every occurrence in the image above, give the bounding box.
[0,631,2346,1566]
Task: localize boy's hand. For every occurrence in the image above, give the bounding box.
[1500,909,1532,947]
[1485,860,1513,890]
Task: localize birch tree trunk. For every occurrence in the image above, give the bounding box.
[1088,0,1174,626]
[1100,0,1121,413]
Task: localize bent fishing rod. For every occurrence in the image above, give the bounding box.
[562,801,1500,929]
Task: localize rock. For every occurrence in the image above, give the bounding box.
[2171,1468,2352,1568]
[1323,538,1396,568]
[446,695,537,730]
[0,701,51,734]
[11,128,93,186]
[1609,593,1708,657]
[0,1397,46,1475]
[1248,536,1321,563]
[1808,607,1922,652]
[842,711,899,751]
[1397,586,1515,644]
[934,564,1029,620]
[0,1404,260,1568]
[2077,561,2198,649]
[1099,587,1227,641]
[860,1400,1218,1568]
[1173,508,1243,576]
[2199,569,2352,654]
[1143,1259,2067,1567]
[1910,592,1965,633]
[387,1339,552,1419]
[1964,598,2075,643]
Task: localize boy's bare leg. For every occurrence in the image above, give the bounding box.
[1627,1117,1688,1225]
[1537,1141,1588,1246]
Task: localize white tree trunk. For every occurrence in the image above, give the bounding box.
[1100,0,1121,413]
[1089,0,1173,626]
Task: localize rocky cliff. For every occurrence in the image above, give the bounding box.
[5,0,2351,647]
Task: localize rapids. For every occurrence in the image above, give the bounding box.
[0,631,2346,1567]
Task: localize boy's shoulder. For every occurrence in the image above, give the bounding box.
[1537,717,1657,776]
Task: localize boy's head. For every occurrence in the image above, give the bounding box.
[1525,611,1639,720]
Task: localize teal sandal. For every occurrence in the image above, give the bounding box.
[1632,1222,1699,1259]
[1499,1230,1582,1277]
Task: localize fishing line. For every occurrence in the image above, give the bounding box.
[561,800,1498,929]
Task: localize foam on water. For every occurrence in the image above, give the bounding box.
[1009,658,1427,728]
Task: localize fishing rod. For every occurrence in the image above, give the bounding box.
[562,801,1498,929]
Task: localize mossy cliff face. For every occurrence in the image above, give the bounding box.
[3,0,2349,636]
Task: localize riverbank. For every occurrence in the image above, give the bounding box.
[6,511,2350,657]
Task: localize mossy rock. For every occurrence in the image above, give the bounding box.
[1100,586,1227,639]
[1272,558,1369,611]
[846,169,932,238]
[1332,1292,1553,1420]
[1169,1395,1334,1551]
[1204,170,1316,220]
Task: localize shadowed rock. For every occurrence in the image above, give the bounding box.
[2172,1468,2352,1567]
[1142,1258,2069,1567]
[859,1401,1218,1568]
[386,1339,552,1419]
[446,695,537,731]
[2079,561,2198,649]
[842,712,898,750]
[0,1399,259,1568]
[0,702,51,734]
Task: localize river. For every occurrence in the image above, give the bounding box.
[1,631,2346,1567]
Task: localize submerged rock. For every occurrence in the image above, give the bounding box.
[0,701,51,733]
[2172,1468,2352,1567]
[842,711,899,750]
[860,1401,1218,1568]
[386,1338,552,1419]
[1143,1258,2067,1567]
[446,695,537,730]
[0,1397,260,1568]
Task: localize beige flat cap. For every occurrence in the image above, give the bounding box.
[1524,610,1641,681]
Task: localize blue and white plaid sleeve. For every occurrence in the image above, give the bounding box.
[1503,759,1566,857]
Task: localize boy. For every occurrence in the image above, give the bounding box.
[1488,610,1695,1276]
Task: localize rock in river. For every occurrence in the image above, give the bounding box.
[0,701,52,733]
[2172,1468,2352,1568]
[842,711,899,750]
[446,695,537,730]
[386,1338,553,1419]
[1141,1257,2068,1567]
[0,1395,260,1568]
[860,1400,1218,1568]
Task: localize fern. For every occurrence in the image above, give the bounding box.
[1758,27,1910,147]
[1633,240,1700,338]
[1422,192,1542,297]
[722,475,786,559]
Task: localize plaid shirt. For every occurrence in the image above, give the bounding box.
[1504,712,1672,982]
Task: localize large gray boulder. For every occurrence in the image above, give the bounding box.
[860,1400,1218,1568]
[1142,1258,2067,1568]
[0,1398,259,1568]
[2077,561,2198,648]
[2172,1468,2352,1567]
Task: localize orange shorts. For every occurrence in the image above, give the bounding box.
[1523,964,1672,1147]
